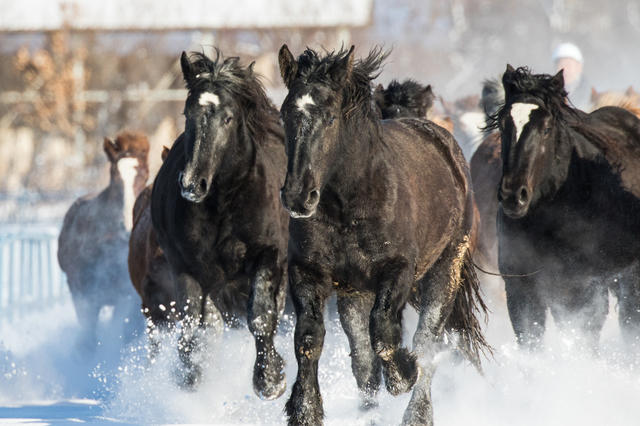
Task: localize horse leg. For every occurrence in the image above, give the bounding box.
[175,271,205,388]
[551,277,608,353]
[402,237,472,426]
[369,256,417,396]
[285,261,331,426]
[336,289,381,409]
[616,262,640,349]
[504,276,546,350]
[247,247,286,400]
[70,285,99,350]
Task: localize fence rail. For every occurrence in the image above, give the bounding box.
[0,225,69,323]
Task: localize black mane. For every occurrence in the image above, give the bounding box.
[295,46,390,120]
[183,50,283,144]
[377,79,434,118]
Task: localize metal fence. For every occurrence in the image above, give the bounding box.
[0,225,69,323]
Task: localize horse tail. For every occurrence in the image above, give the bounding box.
[445,183,492,370]
[445,245,492,371]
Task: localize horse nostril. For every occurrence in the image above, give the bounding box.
[199,179,207,193]
[307,189,320,206]
[517,187,529,205]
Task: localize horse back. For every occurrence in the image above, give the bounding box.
[586,106,640,198]
[380,118,472,278]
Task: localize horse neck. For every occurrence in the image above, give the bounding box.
[210,124,256,199]
[107,158,143,231]
[329,112,381,189]
[541,122,605,198]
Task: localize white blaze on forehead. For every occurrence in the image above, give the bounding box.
[296,93,315,115]
[510,103,539,141]
[117,157,140,231]
[198,92,220,107]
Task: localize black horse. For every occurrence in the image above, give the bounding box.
[150,50,289,399]
[278,45,488,426]
[374,79,434,119]
[489,65,640,350]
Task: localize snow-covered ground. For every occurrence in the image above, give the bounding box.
[1,278,639,425]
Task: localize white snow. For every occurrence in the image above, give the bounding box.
[1,281,639,425]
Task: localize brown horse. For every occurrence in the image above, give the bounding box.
[58,131,149,345]
[590,86,640,117]
[470,78,505,272]
[128,147,173,347]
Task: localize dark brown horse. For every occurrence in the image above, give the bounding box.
[490,65,640,350]
[278,45,488,426]
[58,131,149,345]
[150,51,289,399]
[128,147,173,348]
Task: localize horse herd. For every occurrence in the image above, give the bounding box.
[56,45,640,426]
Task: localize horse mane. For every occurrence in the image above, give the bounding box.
[183,50,282,145]
[296,46,390,123]
[380,79,434,116]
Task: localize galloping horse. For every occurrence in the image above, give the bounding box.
[151,51,289,399]
[58,131,149,345]
[490,66,640,350]
[278,45,488,426]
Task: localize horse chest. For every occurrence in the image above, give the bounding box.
[502,196,635,274]
[177,206,248,273]
[325,220,397,285]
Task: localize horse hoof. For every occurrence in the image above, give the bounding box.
[254,374,287,400]
[253,353,286,400]
[383,348,418,396]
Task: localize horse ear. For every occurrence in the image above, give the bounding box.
[551,69,565,90]
[103,137,119,162]
[502,65,516,96]
[278,44,297,89]
[329,45,355,85]
[344,45,355,76]
[420,85,435,115]
[180,51,195,83]
[247,61,256,74]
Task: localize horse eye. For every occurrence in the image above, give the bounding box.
[224,116,232,125]
[328,116,336,125]
[543,127,551,135]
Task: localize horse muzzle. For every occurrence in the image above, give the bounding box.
[179,171,209,203]
[279,187,320,219]
[498,183,531,219]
